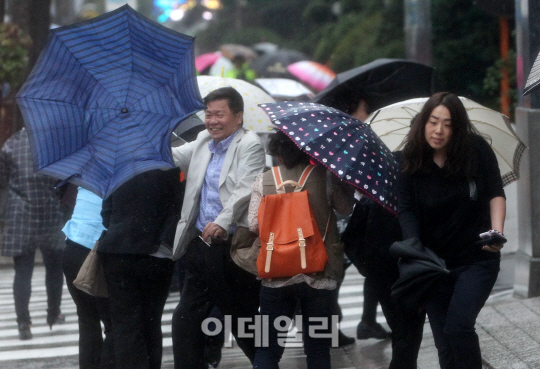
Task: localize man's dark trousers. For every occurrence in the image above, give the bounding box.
[172,236,261,369]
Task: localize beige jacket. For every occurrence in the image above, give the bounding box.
[171,128,265,259]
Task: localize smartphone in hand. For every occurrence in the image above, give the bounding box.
[476,230,507,246]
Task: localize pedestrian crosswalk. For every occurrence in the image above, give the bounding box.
[0,264,386,368]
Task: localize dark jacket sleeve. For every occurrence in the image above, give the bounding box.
[101,193,112,229]
[395,151,421,240]
[397,168,421,240]
[159,169,182,247]
[475,135,505,200]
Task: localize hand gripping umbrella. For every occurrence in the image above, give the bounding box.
[259,101,399,214]
[367,96,527,186]
[16,5,205,198]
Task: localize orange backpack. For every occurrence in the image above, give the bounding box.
[256,165,329,279]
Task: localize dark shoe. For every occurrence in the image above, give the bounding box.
[356,322,391,340]
[18,322,32,340]
[338,330,356,347]
[205,336,223,368]
[47,309,65,329]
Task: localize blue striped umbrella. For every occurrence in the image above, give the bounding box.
[16,5,204,198]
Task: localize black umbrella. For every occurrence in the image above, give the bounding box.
[389,237,449,312]
[252,42,279,56]
[251,49,308,79]
[313,59,434,113]
[171,114,205,146]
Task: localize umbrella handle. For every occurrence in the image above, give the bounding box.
[277,180,302,190]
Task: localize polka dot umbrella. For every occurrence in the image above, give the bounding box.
[197,76,276,133]
[259,101,399,214]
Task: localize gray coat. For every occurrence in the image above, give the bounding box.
[0,128,64,257]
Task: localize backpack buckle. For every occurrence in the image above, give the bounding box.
[266,232,274,251]
[298,228,306,247]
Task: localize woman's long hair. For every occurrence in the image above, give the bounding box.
[401,92,479,178]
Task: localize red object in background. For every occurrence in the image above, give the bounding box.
[499,16,510,117]
[195,52,222,73]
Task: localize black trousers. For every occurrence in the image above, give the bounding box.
[101,253,174,369]
[172,236,261,369]
[13,234,64,325]
[425,259,499,369]
[62,240,115,369]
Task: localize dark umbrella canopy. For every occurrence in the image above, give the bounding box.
[389,237,449,311]
[259,101,399,214]
[251,49,308,79]
[313,59,434,113]
[16,5,204,198]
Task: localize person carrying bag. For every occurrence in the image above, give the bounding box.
[256,165,329,279]
[238,131,353,369]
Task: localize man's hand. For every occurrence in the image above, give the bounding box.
[202,222,227,242]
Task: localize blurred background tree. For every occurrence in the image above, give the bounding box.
[0,0,517,118]
[8,0,52,69]
[0,23,32,90]
[194,0,514,113]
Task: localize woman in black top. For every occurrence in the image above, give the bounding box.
[398,92,506,369]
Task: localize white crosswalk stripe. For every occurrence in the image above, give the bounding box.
[0,264,385,366]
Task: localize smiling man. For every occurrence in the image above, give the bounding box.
[170,87,265,368]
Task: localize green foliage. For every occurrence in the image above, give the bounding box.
[302,1,335,25]
[222,27,284,47]
[194,0,507,109]
[317,12,404,72]
[483,50,517,116]
[432,0,500,104]
[311,0,404,72]
[0,23,32,90]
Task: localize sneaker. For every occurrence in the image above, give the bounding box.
[356,322,391,340]
[338,330,356,347]
[18,322,32,340]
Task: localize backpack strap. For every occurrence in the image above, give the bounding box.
[296,165,316,191]
[272,166,286,194]
[272,165,317,194]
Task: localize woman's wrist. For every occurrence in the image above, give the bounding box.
[490,229,505,236]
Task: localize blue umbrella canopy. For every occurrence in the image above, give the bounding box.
[259,101,399,214]
[16,5,205,198]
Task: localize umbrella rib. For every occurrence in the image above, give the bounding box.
[469,120,521,140]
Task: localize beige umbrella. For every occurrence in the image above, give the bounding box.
[196,76,275,133]
[366,97,527,186]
